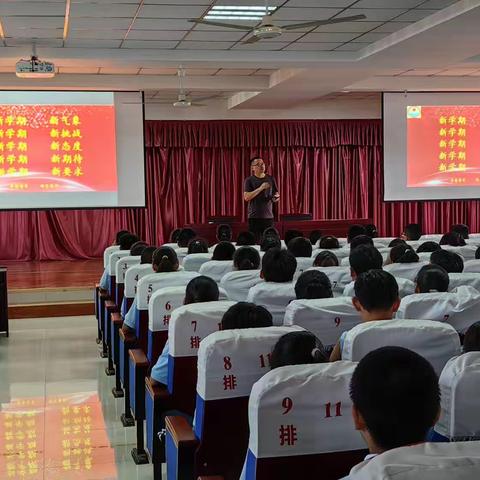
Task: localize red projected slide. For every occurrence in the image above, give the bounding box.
[0,105,117,193]
[407,105,480,187]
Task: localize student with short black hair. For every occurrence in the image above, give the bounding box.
[270,331,328,369]
[365,224,378,239]
[476,246,480,260]
[319,235,340,250]
[343,245,384,296]
[295,270,332,299]
[417,241,441,253]
[415,264,449,293]
[177,228,197,248]
[388,237,407,248]
[170,228,181,243]
[389,244,419,264]
[116,230,130,244]
[314,251,339,267]
[402,223,422,241]
[284,229,304,246]
[309,230,322,246]
[343,346,440,478]
[187,238,209,254]
[430,249,464,273]
[233,246,260,271]
[263,227,280,239]
[140,246,157,265]
[119,233,140,251]
[440,231,466,247]
[451,223,469,240]
[130,241,148,257]
[236,231,256,246]
[212,241,235,261]
[260,248,297,283]
[150,276,219,386]
[347,225,366,243]
[287,237,312,258]
[216,224,233,242]
[260,235,281,252]
[220,302,273,330]
[464,321,480,353]
[330,270,400,362]
[350,235,374,250]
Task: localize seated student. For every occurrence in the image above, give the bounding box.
[284,229,304,246]
[342,346,440,479]
[350,235,374,250]
[257,248,296,284]
[330,270,400,362]
[130,240,148,257]
[319,235,340,250]
[415,264,449,293]
[216,224,233,242]
[314,250,339,267]
[389,244,419,264]
[122,246,180,334]
[402,223,422,241]
[295,270,333,299]
[220,302,273,330]
[476,246,480,260]
[440,231,466,247]
[365,224,378,239]
[451,223,469,240]
[343,245,383,296]
[431,249,464,273]
[388,237,407,248]
[187,238,209,254]
[270,331,328,368]
[177,228,197,248]
[263,227,280,239]
[287,237,313,258]
[463,321,480,353]
[211,241,235,261]
[236,231,256,247]
[260,234,281,252]
[140,246,156,265]
[170,228,181,244]
[233,246,260,271]
[309,230,322,246]
[417,241,442,253]
[150,276,220,386]
[348,225,366,243]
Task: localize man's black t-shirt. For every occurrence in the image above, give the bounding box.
[244,174,278,219]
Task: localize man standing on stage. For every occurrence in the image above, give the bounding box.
[244,157,280,240]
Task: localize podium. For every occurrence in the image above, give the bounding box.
[0,268,8,337]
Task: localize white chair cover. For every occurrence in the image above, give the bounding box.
[148,286,187,332]
[448,272,480,292]
[416,252,432,262]
[246,282,296,326]
[103,245,119,268]
[347,441,480,480]
[162,242,179,249]
[115,255,141,284]
[463,259,480,273]
[247,362,364,460]
[124,264,153,298]
[108,250,130,275]
[442,245,476,260]
[435,352,480,441]
[284,297,362,346]
[396,286,480,333]
[342,319,461,375]
[383,261,429,282]
[174,247,189,264]
[199,260,234,282]
[307,266,352,296]
[343,277,415,299]
[420,234,443,242]
[182,253,212,272]
[220,270,263,302]
[294,257,315,274]
[313,248,349,262]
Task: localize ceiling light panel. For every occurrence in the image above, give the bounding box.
[205,5,277,21]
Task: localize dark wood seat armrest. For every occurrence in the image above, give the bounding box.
[129,348,148,366]
[105,299,117,309]
[100,290,109,299]
[111,312,123,325]
[119,329,136,344]
[145,377,170,400]
[165,416,197,448]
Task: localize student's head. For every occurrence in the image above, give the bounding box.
[270,331,328,369]
[388,238,407,248]
[430,249,464,273]
[140,246,156,265]
[451,223,469,240]
[477,246,480,260]
[415,264,449,293]
[348,224,366,243]
[349,245,383,278]
[295,270,332,299]
[284,229,304,246]
[319,236,340,250]
[187,238,209,254]
[184,276,219,305]
[440,231,466,247]
[152,246,179,273]
[403,223,422,241]
[170,228,181,243]
[350,346,440,453]
[287,237,312,258]
[119,233,140,250]
[212,241,235,261]
[177,228,197,248]
[261,248,297,283]
[221,302,273,330]
[390,244,419,264]
[115,230,130,245]
[250,156,266,176]
[260,235,281,252]
[365,224,378,239]
[130,241,148,256]
[263,227,280,239]
[216,224,232,242]
[314,251,339,267]
[417,241,441,253]
[463,321,480,353]
[350,235,374,250]
[236,231,256,246]
[309,230,322,246]
[353,270,400,319]
[233,246,261,271]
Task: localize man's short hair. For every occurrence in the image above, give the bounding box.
[365,224,378,238]
[295,270,332,299]
[451,223,469,240]
[130,241,148,256]
[260,235,281,252]
[221,302,273,330]
[417,241,441,253]
[319,236,340,249]
[404,223,422,241]
[350,346,440,451]
[415,264,449,293]
[287,237,312,258]
[140,246,157,265]
[177,228,197,248]
[349,245,383,276]
[309,230,322,245]
[236,231,256,246]
[261,248,297,283]
[284,229,304,246]
[115,230,130,245]
[347,224,366,242]
[212,241,235,261]
[440,231,466,247]
[350,235,374,250]
[354,269,399,312]
[430,249,464,273]
[119,233,140,250]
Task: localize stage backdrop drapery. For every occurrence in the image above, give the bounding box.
[2,119,480,260]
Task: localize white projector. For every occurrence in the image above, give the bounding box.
[16,57,55,79]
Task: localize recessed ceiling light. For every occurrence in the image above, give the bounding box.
[205,5,276,21]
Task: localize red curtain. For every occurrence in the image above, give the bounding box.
[2,119,480,260]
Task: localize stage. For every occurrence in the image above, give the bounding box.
[3,259,103,319]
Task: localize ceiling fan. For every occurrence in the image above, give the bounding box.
[189,1,367,44]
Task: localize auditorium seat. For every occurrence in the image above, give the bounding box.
[294,256,315,274]
[463,260,480,273]
[174,247,189,264]
[246,282,296,325]
[383,261,429,282]
[315,248,349,262]
[243,362,367,480]
[343,277,415,298]
[417,252,433,262]
[182,253,212,272]
[448,272,480,292]
[284,297,362,347]
[442,245,476,260]
[103,244,120,269]
[199,260,234,282]
[396,286,480,333]
[107,250,130,295]
[220,270,263,302]
[342,319,461,375]
[114,255,141,307]
[308,266,352,296]
[165,325,302,480]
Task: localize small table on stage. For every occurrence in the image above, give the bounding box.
[0,268,8,337]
